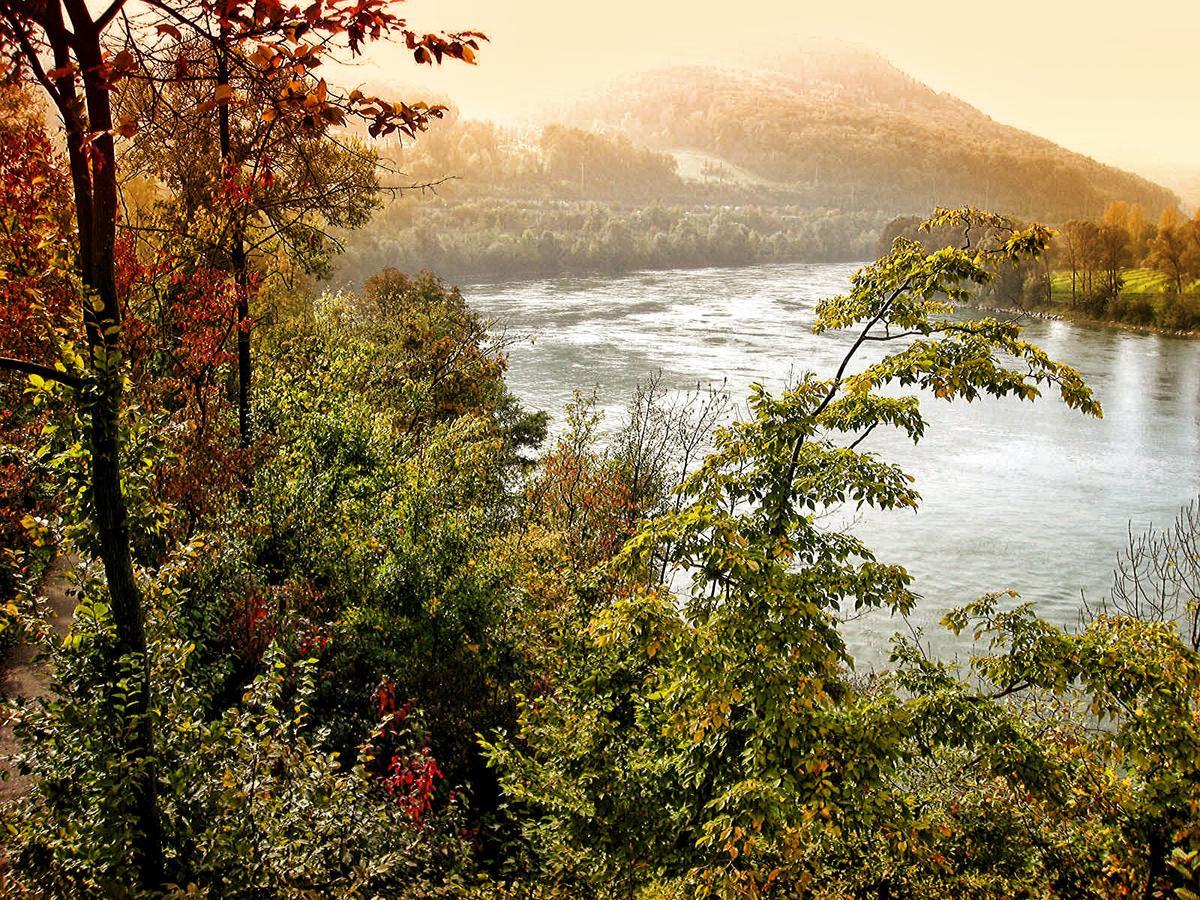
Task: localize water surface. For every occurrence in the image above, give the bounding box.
[465,263,1200,665]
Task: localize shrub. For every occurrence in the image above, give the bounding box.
[1111,293,1156,326]
[1079,284,1117,318]
[1160,293,1200,331]
[2,579,472,894]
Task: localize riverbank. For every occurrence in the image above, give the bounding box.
[978,301,1200,339]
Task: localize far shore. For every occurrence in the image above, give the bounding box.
[976,302,1200,340]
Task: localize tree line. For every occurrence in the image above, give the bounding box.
[883,201,1200,331]
[1053,202,1200,325]
[335,198,885,283]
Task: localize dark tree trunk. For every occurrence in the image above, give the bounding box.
[1145,829,1167,900]
[234,235,252,448]
[88,375,164,884]
[56,2,166,884]
[217,39,253,449]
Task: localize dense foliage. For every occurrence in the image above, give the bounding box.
[337,198,883,283]
[0,85,78,642]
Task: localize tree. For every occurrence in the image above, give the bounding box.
[1149,220,1190,295]
[0,1,483,887]
[1055,220,1091,307]
[1091,501,1200,652]
[1185,212,1200,277]
[1072,219,1103,299]
[485,209,1101,893]
[1101,199,1130,233]
[943,591,1200,897]
[1098,224,1130,298]
[0,5,169,880]
[116,18,403,447]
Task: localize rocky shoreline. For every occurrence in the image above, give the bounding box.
[977,303,1200,339]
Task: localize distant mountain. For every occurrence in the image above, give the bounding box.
[337,47,1181,282]
[564,47,1178,222]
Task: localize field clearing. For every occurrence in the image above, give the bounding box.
[1047,267,1200,304]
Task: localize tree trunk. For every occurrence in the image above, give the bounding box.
[60,4,165,884]
[217,39,253,450]
[234,236,252,448]
[1144,829,1167,900]
[88,374,165,885]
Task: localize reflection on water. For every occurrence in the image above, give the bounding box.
[464,262,1200,666]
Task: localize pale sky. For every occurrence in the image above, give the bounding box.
[348,0,1200,181]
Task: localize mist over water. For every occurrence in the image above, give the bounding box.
[466,262,1200,667]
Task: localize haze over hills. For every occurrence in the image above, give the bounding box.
[562,47,1178,222]
[338,46,1180,282]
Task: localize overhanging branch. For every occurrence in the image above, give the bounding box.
[0,356,88,389]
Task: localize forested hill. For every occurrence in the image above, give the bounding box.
[336,48,1178,282]
[563,50,1177,222]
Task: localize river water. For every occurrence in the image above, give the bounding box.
[465,262,1200,666]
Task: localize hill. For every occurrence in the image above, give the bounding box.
[563,47,1178,222]
[334,46,1180,282]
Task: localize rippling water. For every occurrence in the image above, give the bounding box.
[464,262,1200,666]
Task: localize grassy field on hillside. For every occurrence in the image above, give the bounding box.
[1049,268,1175,303]
[1041,268,1200,331]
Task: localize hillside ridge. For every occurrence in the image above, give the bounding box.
[561,49,1177,221]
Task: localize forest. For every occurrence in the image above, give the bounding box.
[333,116,889,282]
[0,2,1198,898]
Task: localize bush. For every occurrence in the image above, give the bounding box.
[1079,284,1117,318]
[1160,293,1200,331]
[1019,271,1051,309]
[2,576,473,894]
[1111,293,1156,326]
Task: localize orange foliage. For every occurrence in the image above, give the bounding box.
[530,446,635,570]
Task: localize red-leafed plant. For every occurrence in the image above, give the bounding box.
[371,680,445,824]
[0,87,77,601]
[227,591,275,665]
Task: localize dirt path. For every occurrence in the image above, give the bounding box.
[0,557,77,800]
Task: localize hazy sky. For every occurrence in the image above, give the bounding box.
[353,0,1200,180]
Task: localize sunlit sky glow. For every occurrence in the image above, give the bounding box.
[346,0,1200,184]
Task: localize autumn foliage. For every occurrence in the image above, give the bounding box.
[0,90,77,598]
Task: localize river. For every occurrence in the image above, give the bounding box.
[464,262,1200,666]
